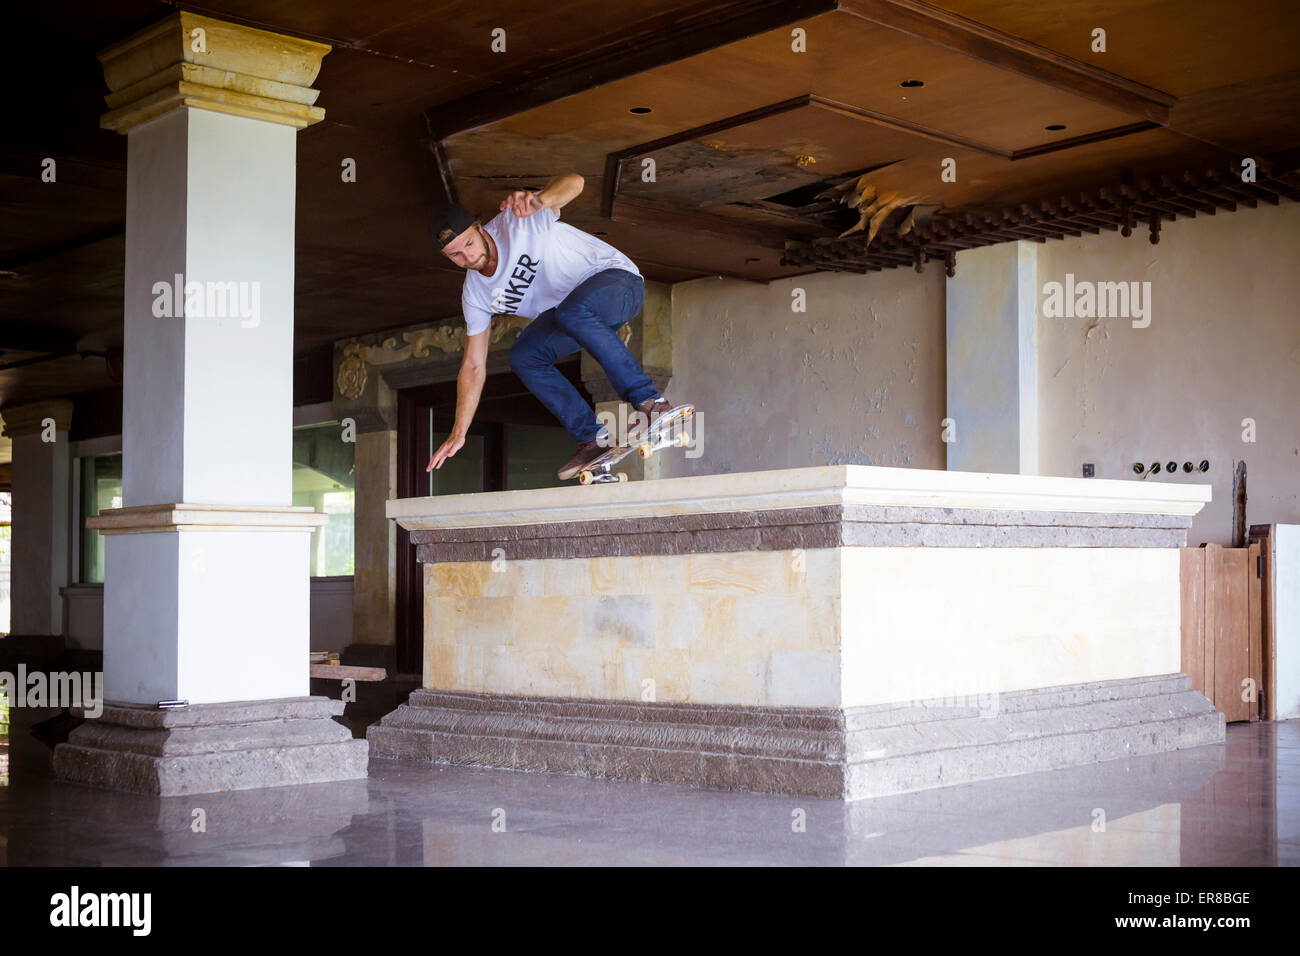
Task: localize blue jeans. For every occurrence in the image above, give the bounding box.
[508,268,656,442]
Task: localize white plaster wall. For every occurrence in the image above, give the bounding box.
[1274,524,1300,720]
[840,547,1183,708]
[1036,201,1300,544]
[9,431,71,635]
[660,270,946,477]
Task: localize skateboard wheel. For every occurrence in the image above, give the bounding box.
[683,407,694,418]
[637,443,653,459]
[616,472,629,482]
[677,434,690,447]
[578,471,593,485]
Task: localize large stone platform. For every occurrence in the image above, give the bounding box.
[371,465,1222,798]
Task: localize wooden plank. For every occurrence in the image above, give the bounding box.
[1218,547,1251,722]
[1180,547,1206,699]
[1248,541,1263,721]
[309,664,388,682]
[1248,525,1275,721]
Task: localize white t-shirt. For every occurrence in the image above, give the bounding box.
[461,205,641,336]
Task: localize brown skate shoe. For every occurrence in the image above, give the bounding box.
[557,436,608,481]
[628,396,672,443]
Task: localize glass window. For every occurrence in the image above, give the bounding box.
[80,454,122,584]
[292,423,355,577]
[428,429,485,496]
[505,423,570,491]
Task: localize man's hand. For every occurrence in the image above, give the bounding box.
[427,433,466,472]
[500,189,547,218]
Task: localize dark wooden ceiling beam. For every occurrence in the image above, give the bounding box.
[838,0,1176,124]
[610,195,793,250]
[810,95,1007,157]
[1008,121,1161,161]
[425,0,839,140]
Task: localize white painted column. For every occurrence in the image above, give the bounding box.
[89,13,330,705]
[0,401,73,636]
[945,241,1039,475]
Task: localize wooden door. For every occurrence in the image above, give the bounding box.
[1180,543,1262,721]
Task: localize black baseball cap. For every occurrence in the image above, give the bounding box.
[430,205,478,248]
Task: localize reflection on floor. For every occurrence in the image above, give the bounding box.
[1,706,1296,866]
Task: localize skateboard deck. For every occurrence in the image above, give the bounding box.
[577,404,695,484]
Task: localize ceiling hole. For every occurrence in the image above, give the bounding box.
[900,80,924,88]
[1045,124,1067,131]
[593,231,608,236]
[629,107,652,114]
[745,257,761,263]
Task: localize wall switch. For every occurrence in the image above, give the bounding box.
[1082,463,1095,478]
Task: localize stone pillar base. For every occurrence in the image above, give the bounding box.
[53,697,368,796]
[367,675,1223,800]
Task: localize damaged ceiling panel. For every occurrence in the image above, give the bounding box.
[439,1,1299,284]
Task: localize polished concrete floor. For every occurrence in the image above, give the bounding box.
[0,707,1296,866]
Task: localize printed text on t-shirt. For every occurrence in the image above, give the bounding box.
[493,255,541,313]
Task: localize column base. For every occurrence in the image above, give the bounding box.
[53,697,369,796]
[367,675,1224,800]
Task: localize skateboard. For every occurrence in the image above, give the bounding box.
[577,404,695,485]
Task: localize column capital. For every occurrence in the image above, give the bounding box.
[97,11,330,134]
[1,399,74,438]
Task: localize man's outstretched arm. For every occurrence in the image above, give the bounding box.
[500,173,584,218]
[427,327,491,471]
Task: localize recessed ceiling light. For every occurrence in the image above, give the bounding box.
[1045,124,1067,131]
[629,107,652,114]
[900,80,924,88]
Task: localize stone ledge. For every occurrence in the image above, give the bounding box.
[75,696,346,728]
[367,675,1224,800]
[54,696,367,795]
[88,503,329,535]
[410,504,1192,562]
[389,464,1212,533]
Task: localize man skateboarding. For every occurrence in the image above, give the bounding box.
[426,173,672,480]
